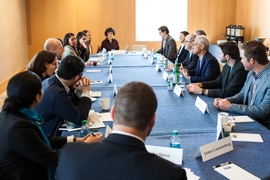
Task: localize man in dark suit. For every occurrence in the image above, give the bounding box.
[181,35,220,83]
[156,26,177,62]
[56,82,187,180]
[176,31,189,64]
[34,55,92,136]
[180,34,198,70]
[186,41,248,98]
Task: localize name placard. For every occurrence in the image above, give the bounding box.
[112,83,117,97]
[105,125,112,138]
[199,137,233,162]
[155,64,161,72]
[162,71,169,81]
[107,73,113,83]
[195,96,209,114]
[110,65,112,73]
[173,84,183,97]
[146,145,183,165]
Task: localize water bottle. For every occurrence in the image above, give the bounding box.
[164,59,168,69]
[109,52,114,63]
[80,120,90,137]
[172,60,180,85]
[170,130,181,148]
[168,75,173,91]
[102,48,107,58]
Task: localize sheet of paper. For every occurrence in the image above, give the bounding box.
[90,91,102,97]
[88,57,99,62]
[229,115,254,123]
[230,133,263,143]
[98,112,113,121]
[86,70,101,73]
[87,112,105,129]
[184,168,200,180]
[214,163,260,180]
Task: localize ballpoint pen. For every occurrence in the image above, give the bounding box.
[212,161,233,169]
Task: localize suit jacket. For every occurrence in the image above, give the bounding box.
[62,45,78,59]
[226,63,270,123]
[0,110,66,179]
[181,52,199,70]
[156,35,177,61]
[57,133,187,180]
[177,45,189,63]
[34,75,92,136]
[188,51,220,83]
[202,59,248,98]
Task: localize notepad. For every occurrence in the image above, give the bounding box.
[230,133,263,143]
[214,163,260,180]
[229,115,254,123]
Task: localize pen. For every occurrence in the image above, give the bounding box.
[212,161,232,169]
[91,132,97,136]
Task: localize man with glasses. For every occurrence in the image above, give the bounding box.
[186,41,248,97]
[180,34,198,70]
[44,38,64,60]
[181,35,220,83]
[34,55,92,136]
[156,26,177,62]
[214,41,270,129]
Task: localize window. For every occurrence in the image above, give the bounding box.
[136,0,188,41]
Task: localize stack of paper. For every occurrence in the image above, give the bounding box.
[184,168,200,180]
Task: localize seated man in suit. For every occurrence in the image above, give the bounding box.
[156,26,177,62]
[181,35,220,83]
[56,81,187,180]
[176,31,189,63]
[187,41,248,98]
[214,40,270,128]
[180,34,199,70]
[34,55,92,135]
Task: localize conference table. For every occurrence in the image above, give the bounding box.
[64,52,270,180]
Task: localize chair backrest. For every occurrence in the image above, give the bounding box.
[132,45,147,51]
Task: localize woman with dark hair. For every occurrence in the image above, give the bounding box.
[83,29,93,55]
[62,32,78,59]
[28,50,58,81]
[76,31,89,61]
[100,27,120,51]
[0,71,101,179]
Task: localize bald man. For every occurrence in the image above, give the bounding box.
[44,38,64,60]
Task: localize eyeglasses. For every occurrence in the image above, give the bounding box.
[185,40,193,43]
[193,43,200,46]
[50,62,58,66]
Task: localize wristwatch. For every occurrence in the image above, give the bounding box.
[201,89,205,95]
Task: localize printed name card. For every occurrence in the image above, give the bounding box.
[107,73,113,83]
[110,65,112,73]
[195,96,209,114]
[173,84,183,97]
[146,145,183,165]
[112,83,118,97]
[105,125,112,138]
[162,71,169,81]
[199,136,233,162]
[155,64,161,72]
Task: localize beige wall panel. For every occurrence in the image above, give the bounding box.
[236,0,270,47]
[0,0,28,89]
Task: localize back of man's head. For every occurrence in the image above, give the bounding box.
[219,41,240,60]
[57,55,85,80]
[113,81,157,131]
[196,35,209,51]
[241,40,268,65]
